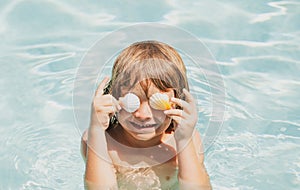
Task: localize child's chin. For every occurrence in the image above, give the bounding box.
[133,132,156,141]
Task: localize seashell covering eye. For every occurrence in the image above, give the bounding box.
[149,93,172,110]
[120,93,140,113]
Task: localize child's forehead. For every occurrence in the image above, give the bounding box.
[122,81,161,98]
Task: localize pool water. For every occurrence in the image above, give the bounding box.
[1,0,299,189]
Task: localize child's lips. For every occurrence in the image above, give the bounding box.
[129,121,158,129]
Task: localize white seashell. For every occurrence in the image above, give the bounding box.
[149,93,171,110]
[120,93,140,113]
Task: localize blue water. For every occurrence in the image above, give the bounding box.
[1,0,300,189]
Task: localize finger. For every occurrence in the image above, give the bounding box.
[95,95,112,106]
[95,76,110,97]
[170,97,189,109]
[112,96,122,111]
[97,95,120,109]
[183,88,195,103]
[164,109,186,118]
[118,97,124,107]
[169,115,182,125]
[95,105,118,114]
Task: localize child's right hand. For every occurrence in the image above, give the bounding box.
[90,77,121,130]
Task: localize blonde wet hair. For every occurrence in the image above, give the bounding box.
[105,40,189,132]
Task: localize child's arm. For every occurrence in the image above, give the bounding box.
[85,128,118,189]
[176,132,211,189]
[164,89,212,189]
[84,77,120,189]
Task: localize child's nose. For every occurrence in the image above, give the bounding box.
[132,101,152,120]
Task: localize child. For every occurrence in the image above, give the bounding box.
[81,41,212,189]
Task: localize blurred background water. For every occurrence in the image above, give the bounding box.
[0,0,299,189]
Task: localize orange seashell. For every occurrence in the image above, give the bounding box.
[149,93,171,110]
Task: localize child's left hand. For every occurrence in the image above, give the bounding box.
[164,89,198,143]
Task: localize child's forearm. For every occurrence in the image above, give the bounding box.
[176,139,212,189]
[85,127,118,189]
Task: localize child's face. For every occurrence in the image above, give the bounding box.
[117,81,174,141]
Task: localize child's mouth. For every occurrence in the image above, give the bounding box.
[130,122,158,129]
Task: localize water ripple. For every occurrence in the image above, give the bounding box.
[250,1,300,23]
[206,132,300,189]
[0,0,299,189]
